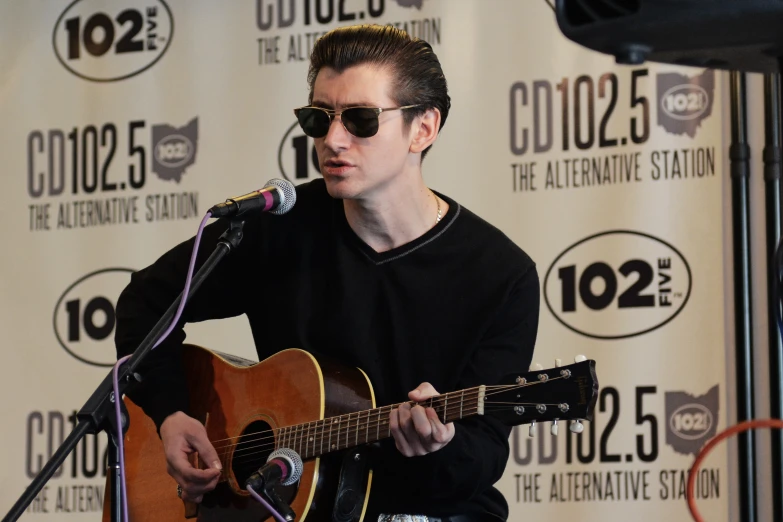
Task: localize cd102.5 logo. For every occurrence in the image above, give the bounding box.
[544,231,692,339]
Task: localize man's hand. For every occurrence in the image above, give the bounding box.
[390,382,456,457]
[159,412,222,503]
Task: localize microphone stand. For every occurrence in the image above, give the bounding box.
[2,218,247,522]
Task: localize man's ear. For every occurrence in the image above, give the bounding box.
[409,108,441,154]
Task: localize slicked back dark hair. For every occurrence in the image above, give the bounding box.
[307,24,450,159]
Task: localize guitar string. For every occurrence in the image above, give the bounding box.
[216,402,575,478]
[224,402,571,467]
[207,375,575,462]
[213,404,489,482]
[225,397,571,461]
[210,376,572,456]
[207,377,564,451]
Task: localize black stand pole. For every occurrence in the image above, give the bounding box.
[730,70,757,522]
[1,218,246,522]
[766,66,783,522]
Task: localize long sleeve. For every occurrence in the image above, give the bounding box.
[370,265,540,512]
[114,217,261,429]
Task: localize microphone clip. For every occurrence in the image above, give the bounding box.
[262,484,296,522]
[217,218,246,251]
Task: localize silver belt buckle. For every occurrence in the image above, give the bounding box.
[378,516,430,522]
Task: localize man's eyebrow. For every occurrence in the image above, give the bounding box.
[311,100,379,109]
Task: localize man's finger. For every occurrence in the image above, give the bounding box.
[425,407,448,443]
[390,407,413,456]
[179,466,221,486]
[186,432,222,472]
[410,404,433,440]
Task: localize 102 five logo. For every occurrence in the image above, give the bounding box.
[53,268,134,366]
[53,0,174,82]
[543,230,692,339]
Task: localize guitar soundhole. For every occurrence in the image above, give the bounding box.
[232,420,273,490]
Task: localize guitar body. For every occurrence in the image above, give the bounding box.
[102,345,375,522]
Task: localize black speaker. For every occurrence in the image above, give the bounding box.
[554,0,783,73]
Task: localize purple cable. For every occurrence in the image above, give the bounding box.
[112,211,212,522]
[246,485,288,522]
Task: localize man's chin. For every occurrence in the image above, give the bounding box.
[323,176,356,200]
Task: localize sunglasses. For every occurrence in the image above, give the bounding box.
[293,105,421,138]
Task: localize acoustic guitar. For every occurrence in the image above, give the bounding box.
[101,345,598,522]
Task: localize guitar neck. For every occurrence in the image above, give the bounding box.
[275,386,486,459]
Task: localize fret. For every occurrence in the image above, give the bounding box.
[460,390,464,420]
[346,412,352,451]
[329,417,335,452]
[310,421,315,459]
[355,411,359,446]
[365,409,369,444]
[299,422,310,456]
[376,407,381,442]
[309,421,315,459]
[311,421,315,457]
[320,419,324,456]
[444,394,448,423]
[304,421,310,459]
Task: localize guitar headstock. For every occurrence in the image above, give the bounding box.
[483,357,598,433]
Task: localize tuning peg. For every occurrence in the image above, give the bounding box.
[574,355,587,363]
[569,420,584,434]
[555,358,562,367]
[529,420,537,437]
[530,362,543,371]
[551,419,559,436]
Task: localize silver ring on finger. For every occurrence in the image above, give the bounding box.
[177,484,183,498]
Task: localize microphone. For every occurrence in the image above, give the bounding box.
[245,448,304,490]
[209,178,296,218]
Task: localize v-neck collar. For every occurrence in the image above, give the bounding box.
[336,191,461,266]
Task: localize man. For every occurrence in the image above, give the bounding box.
[116,24,539,521]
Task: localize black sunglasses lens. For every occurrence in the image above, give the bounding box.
[342,108,379,138]
[296,108,330,138]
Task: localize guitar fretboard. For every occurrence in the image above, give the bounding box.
[273,386,485,459]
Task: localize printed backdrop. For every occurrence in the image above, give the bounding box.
[0,1,727,521]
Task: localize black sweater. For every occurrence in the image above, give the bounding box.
[115,179,539,519]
